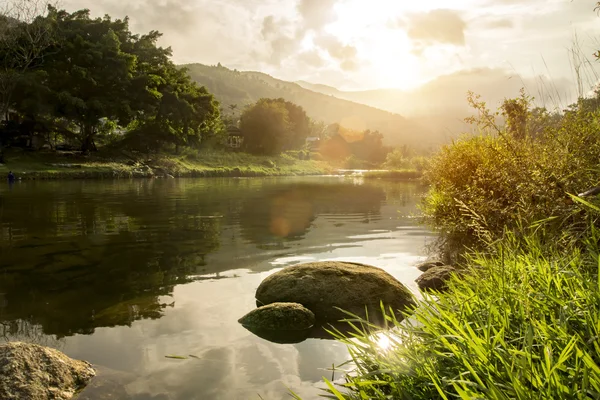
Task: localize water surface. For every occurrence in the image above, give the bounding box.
[0,177,435,399]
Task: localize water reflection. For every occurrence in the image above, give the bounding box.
[0,177,433,399]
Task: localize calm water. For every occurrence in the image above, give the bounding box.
[0,177,435,400]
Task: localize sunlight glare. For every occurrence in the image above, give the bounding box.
[375,333,393,353]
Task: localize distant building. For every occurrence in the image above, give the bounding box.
[227,126,244,149]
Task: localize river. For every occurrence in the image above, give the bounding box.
[0,176,435,399]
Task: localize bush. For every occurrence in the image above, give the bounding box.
[422,92,600,254]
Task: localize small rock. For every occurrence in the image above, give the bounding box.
[239,302,315,331]
[416,260,445,272]
[0,342,96,400]
[416,265,458,292]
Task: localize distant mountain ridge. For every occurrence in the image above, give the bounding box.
[183,63,448,150]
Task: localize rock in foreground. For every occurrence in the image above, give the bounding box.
[256,261,416,325]
[0,342,96,400]
[416,265,458,292]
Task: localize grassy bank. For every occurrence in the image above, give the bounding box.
[316,91,600,399]
[323,227,600,399]
[0,148,332,180]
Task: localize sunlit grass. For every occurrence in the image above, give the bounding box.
[318,229,600,399]
[0,148,332,179]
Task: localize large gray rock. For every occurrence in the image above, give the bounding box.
[0,342,96,400]
[416,265,458,292]
[255,261,416,325]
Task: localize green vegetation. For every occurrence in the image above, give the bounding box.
[317,27,600,398]
[0,4,222,157]
[239,98,310,155]
[0,148,330,179]
[322,227,600,399]
[183,63,438,150]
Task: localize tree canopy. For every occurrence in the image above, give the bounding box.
[0,4,223,153]
[239,98,310,155]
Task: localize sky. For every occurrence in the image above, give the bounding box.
[60,0,600,92]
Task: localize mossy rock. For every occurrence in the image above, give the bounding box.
[416,265,458,292]
[255,261,416,325]
[238,302,315,331]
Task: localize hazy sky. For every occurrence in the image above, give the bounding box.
[61,0,600,91]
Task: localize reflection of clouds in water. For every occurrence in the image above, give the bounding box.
[65,276,350,399]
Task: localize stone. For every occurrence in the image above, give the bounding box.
[0,342,96,400]
[416,265,458,292]
[238,302,315,331]
[416,260,446,272]
[255,261,416,325]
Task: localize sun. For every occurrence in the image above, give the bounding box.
[324,1,424,89]
[318,0,479,89]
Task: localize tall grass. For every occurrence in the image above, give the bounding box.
[320,217,600,399]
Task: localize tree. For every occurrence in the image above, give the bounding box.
[239,98,309,155]
[240,98,290,155]
[0,0,56,159]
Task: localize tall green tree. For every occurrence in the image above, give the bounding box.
[240,98,289,155]
[41,8,137,151]
[239,98,309,155]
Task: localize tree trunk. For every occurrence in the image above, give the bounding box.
[81,124,96,153]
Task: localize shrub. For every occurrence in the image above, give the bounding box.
[422,91,600,254]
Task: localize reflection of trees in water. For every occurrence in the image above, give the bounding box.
[0,319,65,349]
[238,182,386,245]
[0,181,223,337]
[0,179,422,337]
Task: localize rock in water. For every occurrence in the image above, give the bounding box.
[416,265,458,292]
[238,302,315,331]
[238,302,316,344]
[0,342,96,400]
[416,260,445,272]
[255,261,416,325]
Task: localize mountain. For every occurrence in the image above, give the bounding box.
[183,63,447,150]
[295,68,575,137]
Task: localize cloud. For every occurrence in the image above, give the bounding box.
[483,17,514,30]
[261,16,299,65]
[406,9,467,46]
[297,0,338,31]
[296,50,327,67]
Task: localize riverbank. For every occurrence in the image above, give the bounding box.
[362,169,422,180]
[0,149,333,180]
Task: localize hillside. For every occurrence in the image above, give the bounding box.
[182,64,442,150]
[295,68,575,137]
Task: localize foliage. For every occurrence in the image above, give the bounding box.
[422,89,600,253]
[0,5,222,153]
[321,225,600,400]
[318,124,390,167]
[239,98,309,155]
